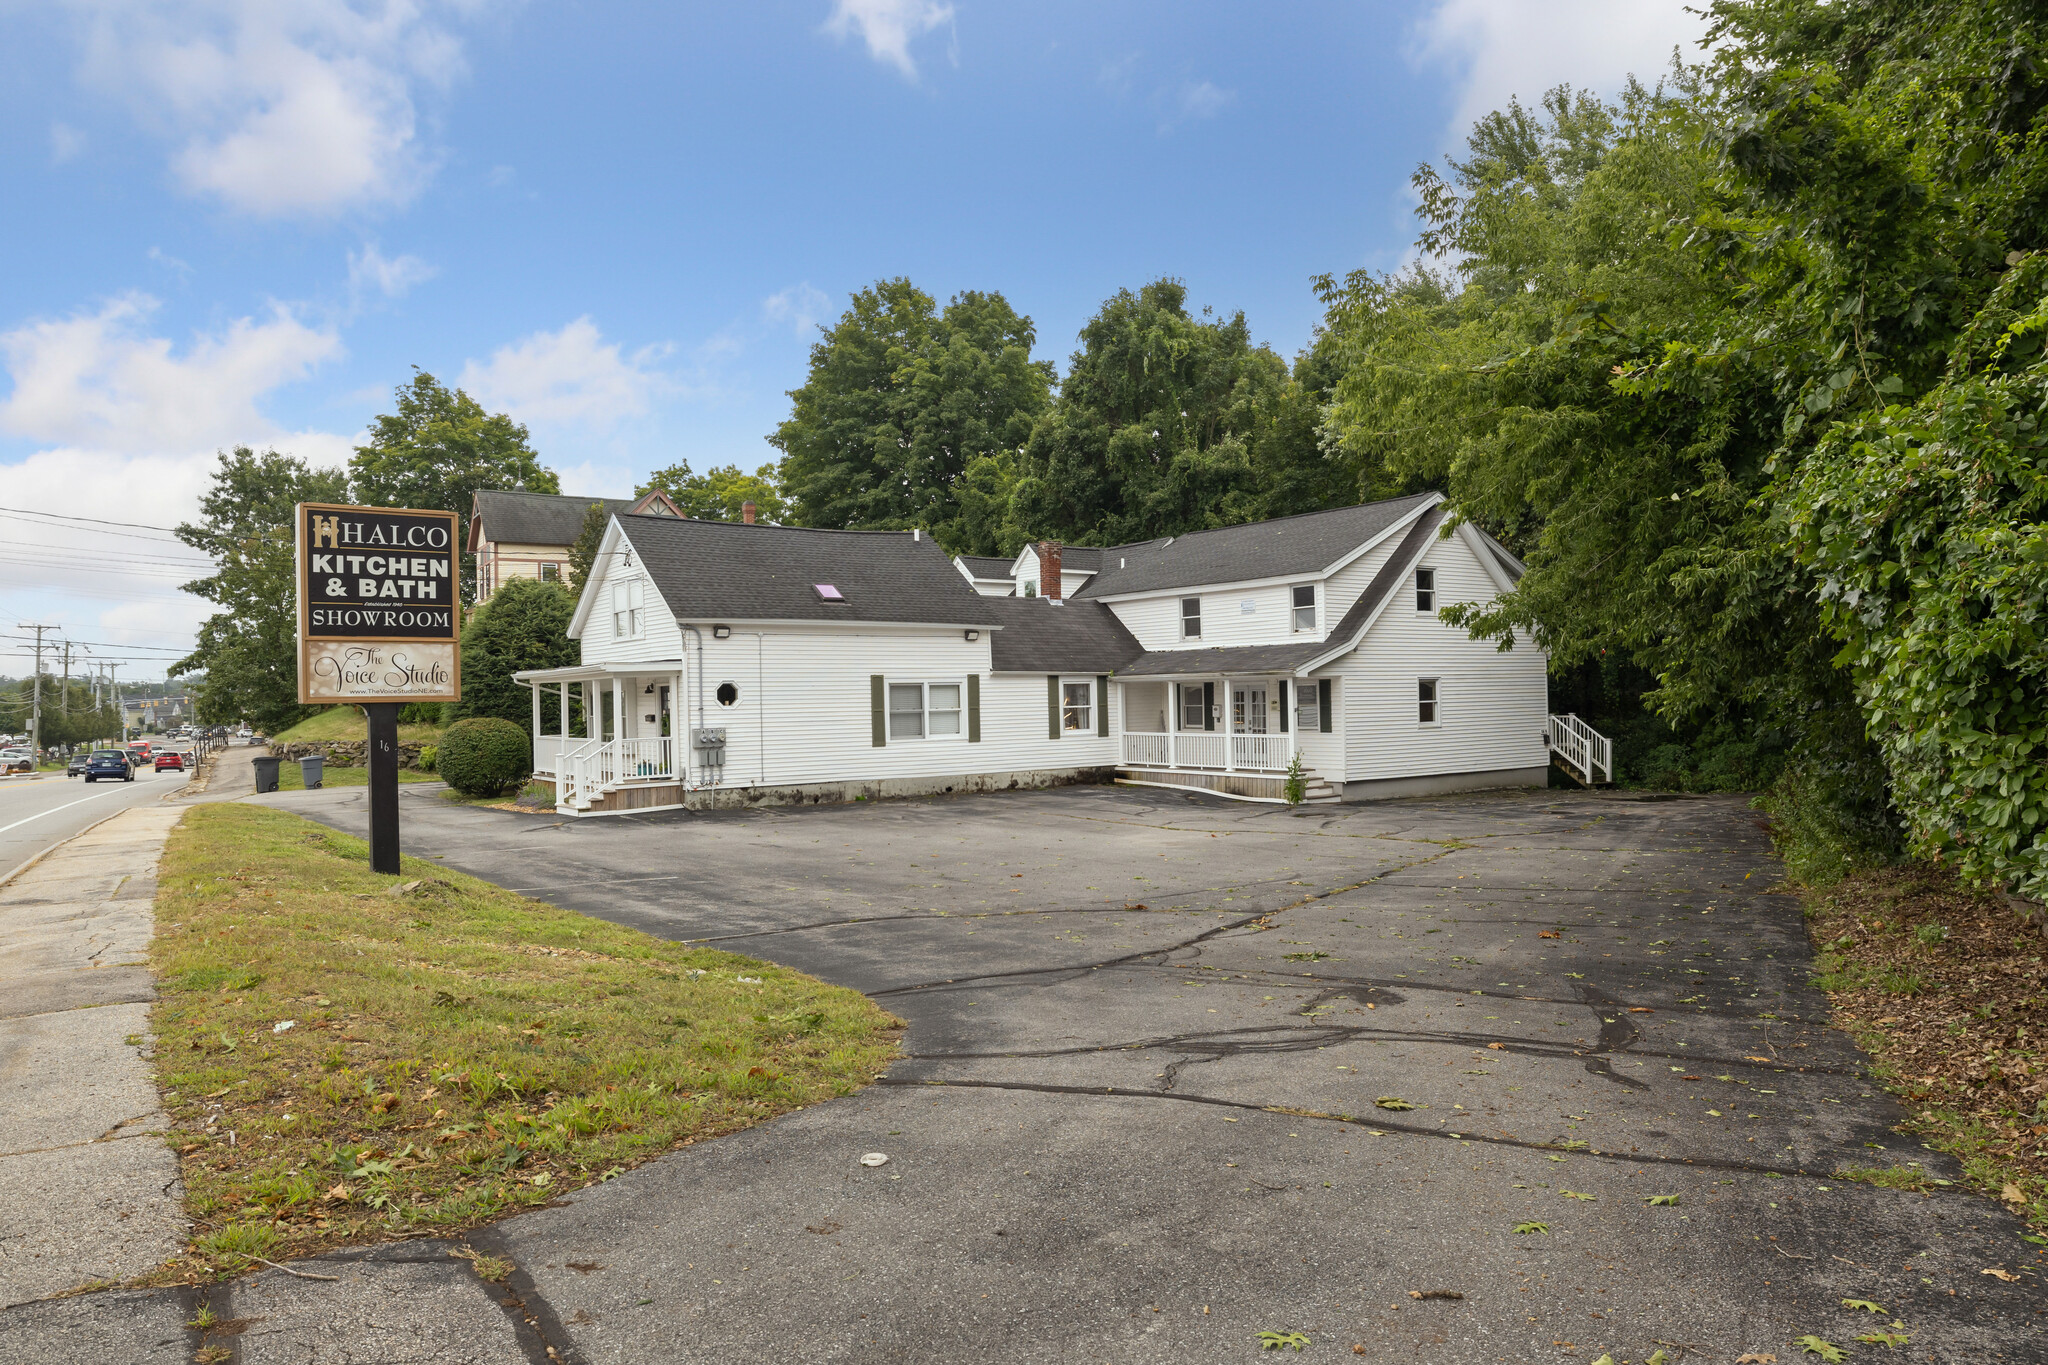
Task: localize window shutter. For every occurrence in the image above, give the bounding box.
[871,675,886,747]
[1047,675,1060,740]
[967,674,981,743]
[1278,680,1289,733]
[1095,676,1109,736]
[1203,681,1215,731]
[1318,679,1333,733]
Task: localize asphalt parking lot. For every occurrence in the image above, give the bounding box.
[24,781,2048,1363]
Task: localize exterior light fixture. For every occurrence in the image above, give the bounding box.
[964,629,980,641]
[713,625,731,639]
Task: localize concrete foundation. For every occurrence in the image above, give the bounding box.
[1338,764,1549,802]
[538,766,1121,815]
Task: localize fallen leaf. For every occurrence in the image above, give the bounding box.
[1408,1290,1463,1300]
[1628,1007,1655,1013]
[325,1182,352,1202]
[1258,1330,1309,1351]
[2002,1182,2028,1206]
[1374,1096,1417,1111]
[1982,1268,2021,1282]
[1487,1042,1507,1050]
[1645,1194,1681,1206]
[1512,1221,1550,1234]
[1794,1336,1847,1362]
[1841,1299,1885,1313]
[1856,1330,1909,1347]
[1736,1355,1778,1364]
[1539,931,1560,939]
[1745,1055,1773,1063]
[1560,1190,1596,1201]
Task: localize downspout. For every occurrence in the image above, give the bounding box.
[752,632,766,787]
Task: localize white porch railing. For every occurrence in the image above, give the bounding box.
[1231,734,1289,771]
[554,736,678,810]
[1121,731,1291,772]
[1546,713,1612,784]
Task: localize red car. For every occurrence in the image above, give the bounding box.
[154,752,185,771]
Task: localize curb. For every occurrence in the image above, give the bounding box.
[0,807,136,892]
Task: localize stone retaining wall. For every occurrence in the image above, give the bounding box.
[273,739,430,771]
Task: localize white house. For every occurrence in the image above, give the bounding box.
[513,492,1610,815]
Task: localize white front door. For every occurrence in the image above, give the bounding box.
[1232,685,1268,734]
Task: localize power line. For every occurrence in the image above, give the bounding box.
[0,505,182,534]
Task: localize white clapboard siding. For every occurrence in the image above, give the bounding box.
[1104,584,1327,652]
[1338,534,1548,781]
[1102,594,1186,650]
[1322,532,1406,628]
[1292,673,1345,784]
[667,630,1117,790]
[579,567,684,666]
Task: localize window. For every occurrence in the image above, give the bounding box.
[1292,584,1316,631]
[1418,678,1439,724]
[716,682,738,706]
[1061,681,1092,733]
[539,562,560,582]
[1181,596,1202,639]
[815,583,846,602]
[889,682,962,740]
[1180,684,1206,730]
[1415,567,1435,612]
[611,578,644,637]
[1296,686,1319,731]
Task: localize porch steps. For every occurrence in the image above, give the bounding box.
[1544,713,1614,787]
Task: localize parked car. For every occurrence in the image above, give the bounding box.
[84,750,134,783]
[1,752,31,776]
[154,751,185,772]
[67,753,90,776]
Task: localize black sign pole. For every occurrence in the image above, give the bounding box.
[366,702,402,875]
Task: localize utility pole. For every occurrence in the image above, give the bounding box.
[19,623,52,761]
[105,664,124,744]
[59,639,72,719]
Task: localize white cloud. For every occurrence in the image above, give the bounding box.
[0,293,342,454]
[1175,80,1233,122]
[50,122,86,163]
[763,283,831,337]
[68,0,473,216]
[348,242,437,300]
[458,318,673,428]
[1410,0,1705,144]
[823,0,953,80]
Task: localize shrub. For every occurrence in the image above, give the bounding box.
[445,578,579,734]
[438,718,531,797]
[417,744,438,773]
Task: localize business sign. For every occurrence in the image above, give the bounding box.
[296,503,462,705]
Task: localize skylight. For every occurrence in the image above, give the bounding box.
[814,583,846,601]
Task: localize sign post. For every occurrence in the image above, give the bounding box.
[295,503,462,876]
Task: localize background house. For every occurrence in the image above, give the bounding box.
[468,489,683,602]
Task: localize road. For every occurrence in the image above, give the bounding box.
[0,739,261,881]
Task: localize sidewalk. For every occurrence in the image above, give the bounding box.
[0,805,187,1306]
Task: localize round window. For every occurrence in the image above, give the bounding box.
[716,682,738,706]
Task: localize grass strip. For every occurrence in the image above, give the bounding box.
[1799,864,2048,1237]
[272,761,439,791]
[270,706,444,745]
[145,803,899,1282]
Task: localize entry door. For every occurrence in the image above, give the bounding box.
[1232,685,1268,733]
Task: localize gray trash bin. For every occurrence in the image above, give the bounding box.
[299,754,324,790]
[252,755,280,793]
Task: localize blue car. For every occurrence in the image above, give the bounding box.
[83,750,134,783]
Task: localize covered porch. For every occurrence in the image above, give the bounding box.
[1116,673,1335,802]
[515,660,688,813]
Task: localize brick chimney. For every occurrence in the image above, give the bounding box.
[1039,541,1062,601]
[741,501,756,525]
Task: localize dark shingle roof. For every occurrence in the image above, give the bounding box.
[983,598,1144,674]
[955,554,1015,580]
[474,490,629,548]
[1116,505,1446,678]
[619,515,998,626]
[1072,492,1439,599]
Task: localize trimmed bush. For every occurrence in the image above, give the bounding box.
[438,718,531,797]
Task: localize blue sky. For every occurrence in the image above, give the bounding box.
[0,0,1701,678]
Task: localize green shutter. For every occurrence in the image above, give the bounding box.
[967,674,981,743]
[1096,676,1109,737]
[1278,680,1289,733]
[1203,681,1215,731]
[1318,679,1333,733]
[871,675,886,747]
[1047,675,1060,740]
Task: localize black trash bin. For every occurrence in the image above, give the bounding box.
[252,755,281,794]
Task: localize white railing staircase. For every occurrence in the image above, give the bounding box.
[554,736,678,812]
[1546,713,1612,786]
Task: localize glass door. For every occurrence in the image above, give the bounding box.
[1232,685,1268,733]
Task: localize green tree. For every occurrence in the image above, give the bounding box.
[771,280,1054,542]
[172,446,350,733]
[638,462,787,523]
[445,577,580,734]
[568,499,609,593]
[1009,279,1329,546]
[349,369,559,601]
